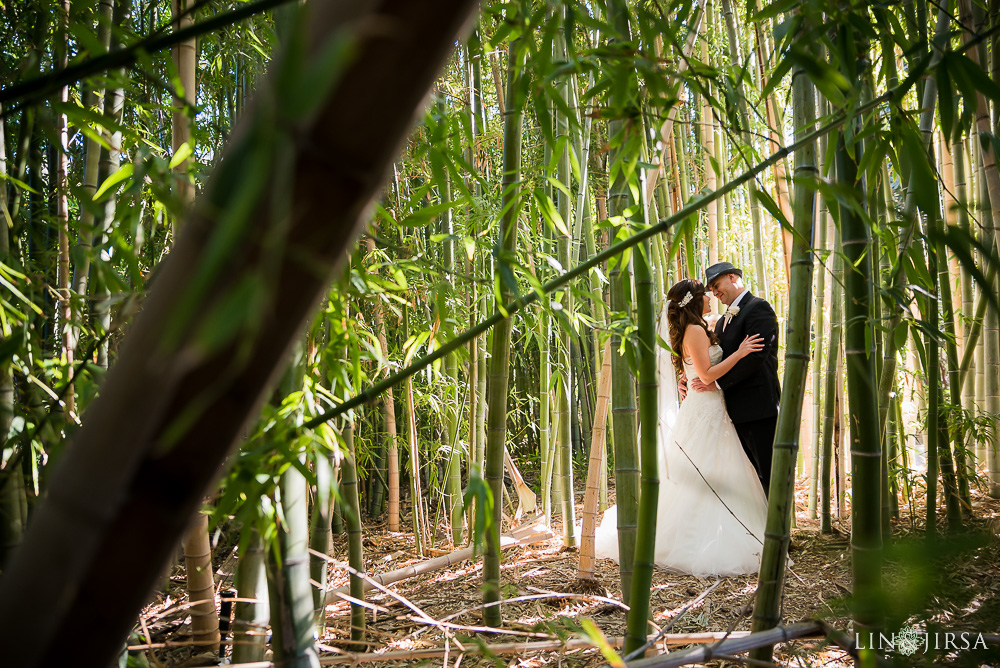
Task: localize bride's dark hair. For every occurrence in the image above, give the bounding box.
[666,278,718,376]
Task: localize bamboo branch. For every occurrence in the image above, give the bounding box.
[222,631,762,666]
[0,0,300,112]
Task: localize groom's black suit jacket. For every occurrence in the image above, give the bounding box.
[713,292,781,424]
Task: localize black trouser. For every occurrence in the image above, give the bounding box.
[734,416,777,498]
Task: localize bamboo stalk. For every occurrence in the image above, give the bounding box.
[629,621,823,668]
[554,21,577,548]
[808,137,829,520]
[301,48,960,434]
[232,527,268,663]
[721,0,768,301]
[752,2,793,282]
[268,451,319,665]
[182,512,221,653]
[325,519,550,604]
[875,5,951,440]
[750,59,817,662]
[483,38,525,629]
[624,181,659,655]
[578,341,612,580]
[223,629,791,666]
[837,103,885,641]
[56,0,75,418]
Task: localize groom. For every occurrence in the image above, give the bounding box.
[691,262,780,497]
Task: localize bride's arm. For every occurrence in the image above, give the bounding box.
[683,325,763,385]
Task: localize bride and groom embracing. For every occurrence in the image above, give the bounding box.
[594,262,781,577]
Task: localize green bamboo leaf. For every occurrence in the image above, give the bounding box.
[0,273,43,316]
[898,127,938,219]
[579,618,625,668]
[937,63,954,146]
[950,52,1000,103]
[0,172,38,195]
[92,163,134,201]
[168,142,193,170]
[534,188,570,237]
[396,199,465,228]
[894,318,909,351]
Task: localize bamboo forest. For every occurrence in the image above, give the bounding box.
[2,0,1000,665]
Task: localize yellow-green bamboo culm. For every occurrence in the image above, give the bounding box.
[623,227,658,654]
[483,38,525,629]
[605,0,640,602]
[835,48,884,652]
[554,21,577,547]
[749,56,817,663]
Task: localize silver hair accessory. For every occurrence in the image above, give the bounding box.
[677,291,693,307]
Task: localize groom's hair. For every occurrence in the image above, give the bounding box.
[666,278,719,376]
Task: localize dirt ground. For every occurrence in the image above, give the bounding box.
[138,477,1000,667]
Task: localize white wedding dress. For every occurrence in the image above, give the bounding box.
[594,337,769,577]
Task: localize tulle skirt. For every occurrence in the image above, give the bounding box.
[594,387,768,577]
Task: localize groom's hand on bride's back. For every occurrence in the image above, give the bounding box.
[678,373,688,400]
[689,377,715,393]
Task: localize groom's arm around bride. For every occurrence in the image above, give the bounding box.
[695,263,781,495]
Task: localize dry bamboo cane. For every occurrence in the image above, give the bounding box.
[643,5,704,207]
[578,341,613,579]
[960,0,1000,265]
[752,2,793,282]
[325,519,551,604]
[701,19,719,314]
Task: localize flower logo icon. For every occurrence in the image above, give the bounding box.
[896,626,922,656]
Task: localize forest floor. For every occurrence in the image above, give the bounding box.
[139,476,1000,667]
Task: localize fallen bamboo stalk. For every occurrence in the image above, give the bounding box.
[222,631,757,666]
[324,518,551,605]
[627,621,824,667]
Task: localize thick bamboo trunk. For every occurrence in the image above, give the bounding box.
[94,0,128,370]
[539,313,553,526]
[837,121,883,644]
[0,2,481,663]
[749,62,816,662]
[623,223,658,655]
[182,512,221,652]
[483,39,525,629]
[605,0,640,603]
[268,455,319,667]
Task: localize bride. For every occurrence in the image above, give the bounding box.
[594,278,769,577]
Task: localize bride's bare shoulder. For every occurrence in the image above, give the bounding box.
[684,323,709,341]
